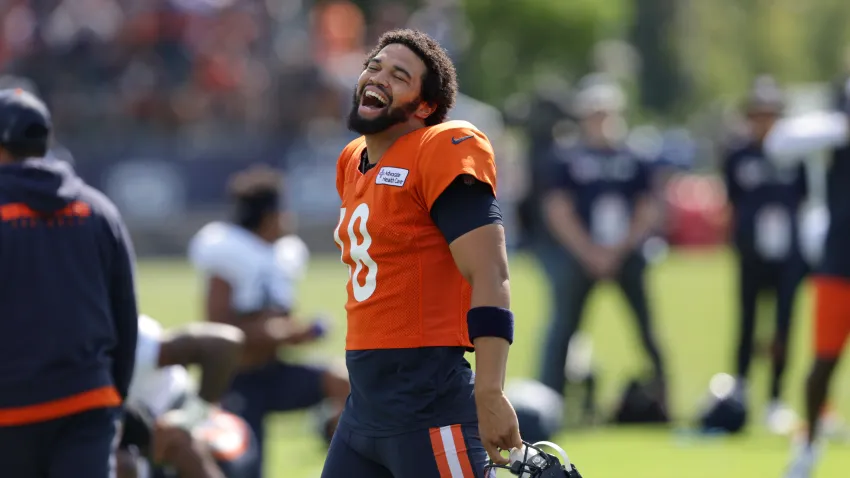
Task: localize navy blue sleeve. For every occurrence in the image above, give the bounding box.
[723,152,742,206]
[119,405,153,453]
[796,163,808,198]
[112,219,138,400]
[633,158,651,194]
[104,207,139,401]
[430,175,503,244]
[545,154,575,192]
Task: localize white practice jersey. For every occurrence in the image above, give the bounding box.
[127,315,191,418]
[188,221,310,314]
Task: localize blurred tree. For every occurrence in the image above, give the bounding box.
[460,0,628,107]
[676,0,849,110]
[805,0,850,80]
[350,0,421,22]
[351,0,850,118]
[629,0,685,117]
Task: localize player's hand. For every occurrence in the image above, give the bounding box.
[267,317,318,345]
[579,245,612,279]
[152,421,193,464]
[582,245,625,280]
[288,321,322,344]
[152,421,226,478]
[306,314,331,341]
[596,248,625,279]
[584,256,610,279]
[475,388,523,466]
[158,396,211,434]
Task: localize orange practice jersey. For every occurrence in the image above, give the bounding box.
[334,120,497,351]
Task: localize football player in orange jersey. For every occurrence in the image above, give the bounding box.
[322,29,523,478]
[767,77,850,478]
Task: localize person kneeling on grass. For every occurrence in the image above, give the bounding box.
[117,314,260,478]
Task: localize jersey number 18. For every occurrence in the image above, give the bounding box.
[334,203,378,302]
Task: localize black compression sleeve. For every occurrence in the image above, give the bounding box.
[430,175,503,244]
[119,407,153,453]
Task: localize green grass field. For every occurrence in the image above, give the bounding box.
[137,249,850,478]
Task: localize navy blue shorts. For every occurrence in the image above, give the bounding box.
[320,423,491,478]
[0,406,119,478]
[221,360,327,477]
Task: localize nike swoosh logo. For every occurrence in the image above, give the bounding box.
[451,135,474,145]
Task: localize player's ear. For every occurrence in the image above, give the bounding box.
[414,101,436,121]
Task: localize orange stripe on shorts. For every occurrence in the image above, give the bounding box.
[429,425,475,477]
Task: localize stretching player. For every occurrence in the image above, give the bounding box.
[322,29,523,477]
[189,166,350,477]
[0,88,138,477]
[117,314,259,478]
[722,77,808,434]
[764,77,850,478]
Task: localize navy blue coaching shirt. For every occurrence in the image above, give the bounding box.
[820,139,850,277]
[0,158,138,425]
[546,144,652,248]
[723,140,807,261]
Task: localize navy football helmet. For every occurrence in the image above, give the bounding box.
[697,373,747,434]
[485,441,582,478]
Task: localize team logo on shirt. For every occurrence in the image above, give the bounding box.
[375,167,409,187]
[569,153,637,184]
[735,158,765,189]
[736,156,797,189]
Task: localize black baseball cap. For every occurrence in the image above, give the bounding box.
[0,88,52,158]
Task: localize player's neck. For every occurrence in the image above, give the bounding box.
[583,136,616,151]
[245,226,275,244]
[752,132,768,145]
[364,123,421,164]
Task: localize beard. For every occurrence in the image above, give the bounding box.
[347,87,420,135]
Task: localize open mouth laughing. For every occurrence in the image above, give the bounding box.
[358,86,390,115]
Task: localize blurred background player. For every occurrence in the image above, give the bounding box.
[188,165,350,478]
[721,76,809,435]
[323,29,525,477]
[538,76,668,408]
[118,314,258,478]
[765,77,850,478]
[0,88,138,477]
[510,80,573,252]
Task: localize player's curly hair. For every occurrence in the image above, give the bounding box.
[227,165,283,230]
[366,29,458,126]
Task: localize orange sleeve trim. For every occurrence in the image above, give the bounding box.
[0,386,121,426]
